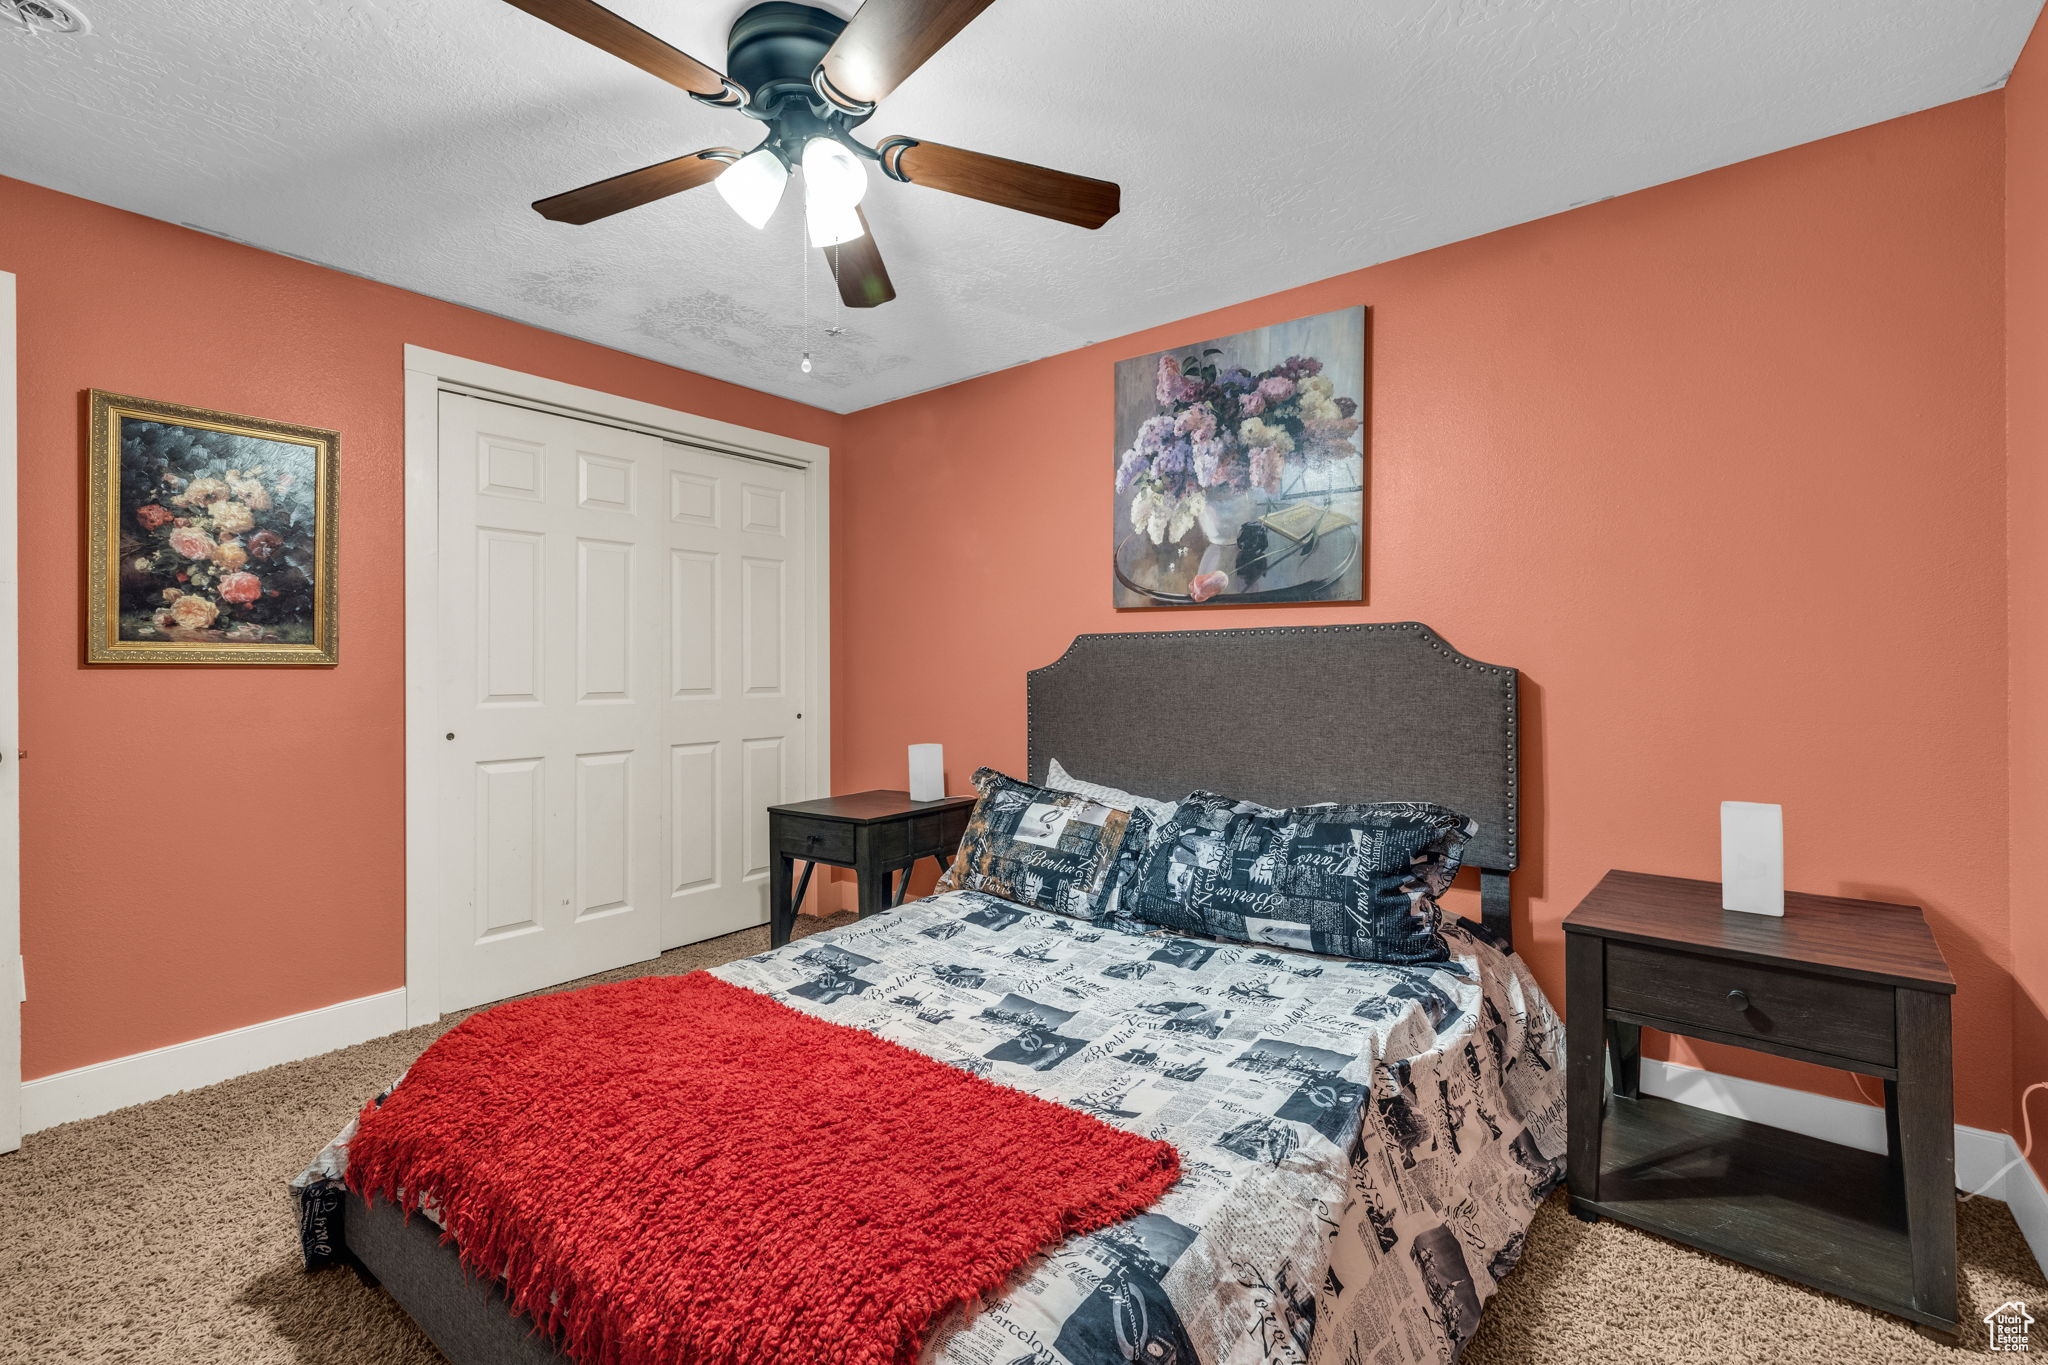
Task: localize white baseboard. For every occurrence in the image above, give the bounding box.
[2009,1147,2048,1279]
[1640,1058,2048,1275]
[21,987,409,1134]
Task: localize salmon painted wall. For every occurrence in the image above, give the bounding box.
[835,98,2016,1130]
[1,175,841,1080]
[2008,14,2048,1184]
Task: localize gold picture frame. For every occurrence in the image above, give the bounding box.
[87,390,339,665]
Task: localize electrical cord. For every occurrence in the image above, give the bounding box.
[1962,1081,2046,1202]
[1851,1075,2043,1201]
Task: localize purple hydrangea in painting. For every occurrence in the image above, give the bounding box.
[1121,344,1360,523]
[118,419,322,644]
[1112,307,1365,607]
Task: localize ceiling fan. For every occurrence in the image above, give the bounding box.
[500,0,1123,309]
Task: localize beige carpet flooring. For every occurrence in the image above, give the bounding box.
[1,913,2040,1364]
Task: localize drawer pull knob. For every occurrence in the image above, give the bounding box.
[1728,989,1751,1011]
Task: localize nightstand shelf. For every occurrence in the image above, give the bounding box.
[1591,1094,1923,1326]
[1564,869,1957,1340]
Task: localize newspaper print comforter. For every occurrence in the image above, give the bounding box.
[299,890,1565,1365]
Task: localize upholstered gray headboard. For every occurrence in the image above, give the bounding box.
[1026,621,1519,948]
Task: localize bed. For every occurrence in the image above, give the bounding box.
[296,621,1566,1365]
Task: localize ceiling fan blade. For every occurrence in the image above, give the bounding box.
[880,138,1119,229]
[815,0,996,109]
[824,209,896,308]
[499,0,740,103]
[533,148,740,224]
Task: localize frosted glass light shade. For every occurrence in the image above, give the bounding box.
[1720,801,1785,916]
[908,744,944,802]
[801,137,868,208]
[805,193,864,249]
[715,148,788,229]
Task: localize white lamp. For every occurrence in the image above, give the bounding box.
[908,744,944,802]
[1720,801,1785,916]
[805,196,865,248]
[715,147,788,230]
[802,137,868,248]
[801,137,868,207]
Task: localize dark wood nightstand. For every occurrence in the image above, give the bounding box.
[767,790,976,948]
[1563,870,1958,1339]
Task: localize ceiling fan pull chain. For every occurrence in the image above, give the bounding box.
[800,193,813,374]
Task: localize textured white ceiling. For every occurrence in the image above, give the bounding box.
[0,0,2040,412]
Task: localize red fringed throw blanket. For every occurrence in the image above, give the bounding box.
[345,973,1180,1365]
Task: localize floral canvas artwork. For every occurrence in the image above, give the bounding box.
[1113,306,1365,606]
[88,391,339,665]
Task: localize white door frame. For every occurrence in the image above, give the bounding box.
[1,273,21,1152]
[402,346,831,1028]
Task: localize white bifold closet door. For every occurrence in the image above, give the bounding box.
[437,393,809,1012]
[661,441,811,947]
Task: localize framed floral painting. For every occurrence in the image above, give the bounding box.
[1112,306,1365,607]
[87,390,339,665]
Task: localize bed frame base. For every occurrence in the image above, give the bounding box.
[343,1193,567,1365]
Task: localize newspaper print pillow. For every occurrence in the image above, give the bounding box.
[1123,791,1477,964]
[933,768,1152,920]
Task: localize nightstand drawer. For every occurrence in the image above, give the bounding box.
[910,807,970,853]
[862,808,972,863]
[776,819,855,864]
[1605,941,1895,1067]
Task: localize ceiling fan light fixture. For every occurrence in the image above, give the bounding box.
[508,0,1121,310]
[715,147,788,229]
[800,136,868,210]
[805,193,865,249]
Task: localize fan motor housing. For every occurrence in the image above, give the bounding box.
[727,2,845,102]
